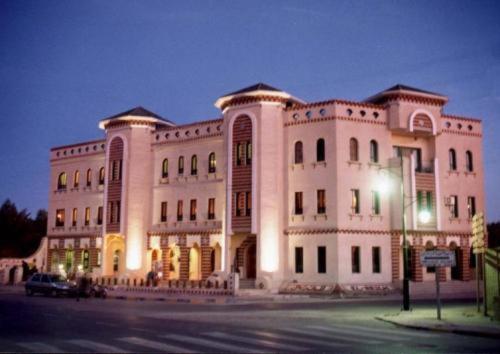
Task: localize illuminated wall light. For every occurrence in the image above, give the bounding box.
[260,222,279,272]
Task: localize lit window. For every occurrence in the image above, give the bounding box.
[84,207,90,226]
[246,191,252,216]
[98,167,105,185]
[73,170,80,188]
[191,155,198,175]
[55,209,65,227]
[57,172,67,190]
[317,189,326,214]
[86,169,92,187]
[177,200,183,221]
[467,196,476,219]
[208,198,215,220]
[178,156,184,175]
[190,199,197,221]
[97,206,103,225]
[72,208,77,227]
[449,195,459,218]
[162,159,169,178]
[351,189,360,214]
[246,142,252,165]
[208,153,216,173]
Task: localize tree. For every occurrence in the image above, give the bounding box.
[487,222,500,249]
[0,199,47,258]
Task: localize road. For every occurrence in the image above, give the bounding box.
[0,292,498,353]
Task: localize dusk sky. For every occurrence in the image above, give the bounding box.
[1,0,499,221]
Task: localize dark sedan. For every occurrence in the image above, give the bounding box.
[25,273,76,297]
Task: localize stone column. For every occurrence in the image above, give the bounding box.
[459,247,471,281]
[411,246,423,282]
[391,233,400,282]
[161,246,170,281]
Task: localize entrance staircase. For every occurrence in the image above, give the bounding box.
[239,279,256,289]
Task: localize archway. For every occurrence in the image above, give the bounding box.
[189,244,201,280]
[65,248,75,274]
[51,250,60,273]
[246,243,256,279]
[104,235,125,276]
[151,249,162,273]
[169,245,180,280]
[8,266,17,284]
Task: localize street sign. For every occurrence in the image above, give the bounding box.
[471,213,485,254]
[420,250,456,267]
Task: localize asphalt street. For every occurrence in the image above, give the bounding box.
[0,292,498,353]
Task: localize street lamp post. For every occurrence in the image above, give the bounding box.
[400,155,410,311]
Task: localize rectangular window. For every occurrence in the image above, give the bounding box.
[317,246,326,274]
[317,189,326,214]
[467,196,476,219]
[295,192,303,215]
[372,191,380,215]
[72,208,77,227]
[246,142,252,165]
[351,189,360,214]
[161,202,167,222]
[236,143,244,166]
[177,200,183,221]
[295,247,303,274]
[246,191,252,216]
[84,207,90,226]
[97,250,101,266]
[352,246,360,273]
[208,198,215,220]
[55,209,65,227]
[417,191,423,212]
[116,201,121,223]
[97,206,103,225]
[235,192,244,216]
[190,199,197,221]
[372,247,381,273]
[110,160,122,181]
[450,195,459,218]
[426,191,433,212]
[108,201,114,223]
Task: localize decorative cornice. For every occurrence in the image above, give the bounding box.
[148,229,222,236]
[441,129,482,138]
[47,234,101,239]
[285,115,387,127]
[442,114,481,123]
[105,120,156,130]
[221,95,289,111]
[287,99,385,111]
[155,118,223,132]
[152,132,223,146]
[51,139,106,152]
[284,228,472,237]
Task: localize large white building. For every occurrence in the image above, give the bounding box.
[46,83,484,291]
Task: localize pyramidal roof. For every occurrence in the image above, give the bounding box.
[381,84,444,97]
[222,82,282,97]
[99,106,175,129]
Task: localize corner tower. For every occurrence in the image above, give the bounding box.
[215,83,304,290]
[99,107,174,277]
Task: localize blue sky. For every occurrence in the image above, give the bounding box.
[1,0,499,221]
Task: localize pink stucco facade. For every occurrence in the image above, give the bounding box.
[45,84,484,291]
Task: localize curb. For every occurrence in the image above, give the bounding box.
[375,316,500,339]
[107,294,230,305]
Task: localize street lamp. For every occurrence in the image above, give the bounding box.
[376,156,430,311]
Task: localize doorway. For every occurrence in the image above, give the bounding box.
[246,243,256,279]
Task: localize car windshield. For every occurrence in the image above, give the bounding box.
[49,275,63,282]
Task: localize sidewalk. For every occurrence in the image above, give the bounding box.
[375,305,500,339]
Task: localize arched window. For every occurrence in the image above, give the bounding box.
[98,167,105,185]
[73,170,80,188]
[162,159,169,178]
[86,169,92,187]
[316,138,325,162]
[294,141,303,164]
[465,151,473,172]
[57,172,67,190]
[350,138,359,161]
[208,152,216,173]
[370,140,378,163]
[191,155,198,175]
[449,148,457,171]
[178,156,184,174]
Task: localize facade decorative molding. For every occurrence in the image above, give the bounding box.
[285,115,387,127]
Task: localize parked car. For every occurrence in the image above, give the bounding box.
[25,273,76,297]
